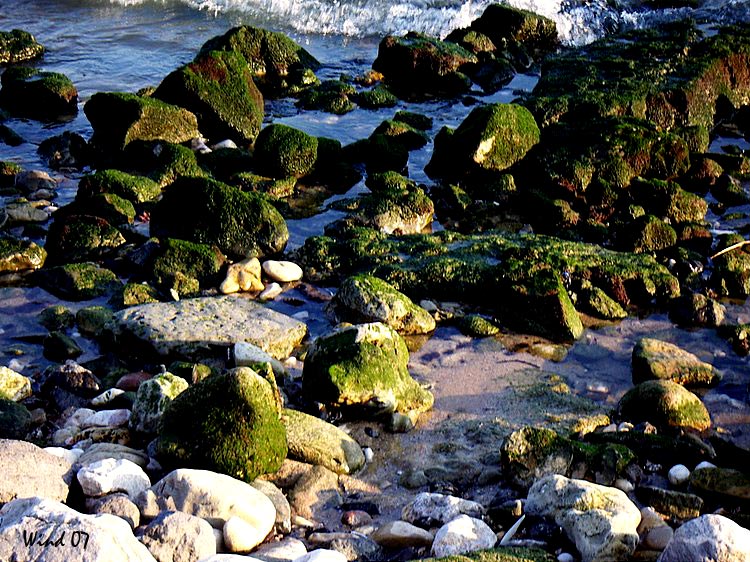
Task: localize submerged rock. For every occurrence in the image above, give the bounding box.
[158,367,287,481]
[0,66,77,120]
[302,322,434,418]
[84,92,200,152]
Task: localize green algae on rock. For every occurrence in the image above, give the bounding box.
[0,367,31,402]
[153,49,264,145]
[157,367,287,482]
[77,169,162,205]
[411,546,556,562]
[43,214,126,266]
[632,337,721,387]
[282,407,365,475]
[0,399,31,439]
[76,306,115,338]
[617,379,711,432]
[427,103,540,180]
[468,3,559,57]
[0,67,77,120]
[34,262,122,301]
[689,466,750,504]
[0,235,46,274]
[150,238,227,294]
[84,92,200,152]
[0,29,44,64]
[121,140,207,188]
[302,322,434,418]
[296,80,356,114]
[130,372,189,434]
[150,176,288,260]
[253,123,319,179]
[198,25,321,97]
[329,274,436,335]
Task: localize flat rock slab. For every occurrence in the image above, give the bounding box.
[114,296,307,360]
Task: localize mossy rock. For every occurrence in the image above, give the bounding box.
[0,123,24,147]
[630,177,708,224]
[689,466,750,504]
[427,103,540,179]
[635,485,704,521]
[197,146,255,182]
[150,176,288,260]
[330,274,436,335]
[617,379,711,431]
[394,110,433,131]
[354,86,398,109]
[121,140,207,188]
[296,80,356,114]
[632,337,721,387]
[150,238,227,292]
[76,305,115,338]
[0,399,31,439]
[153,49,264,145]
[469,3,559,56]
[710,234,750,298]
[365,171,417,194]
[198,25,321,97]
[372,119,429,150]
[157,367,288,482]
[130,372,189,434]
[372,32,477,98]
[77,169,162,204]
[57,192,136,227]
[282,407,365,475]
[302,322,434,417]
[253,123,319,179]
[0,161,22,187]
[44,214,126,265]
[39,305,75,332]
[34,262,122,301]
[577,286,628,320]
[43,330,83,361]
[718,323,750,357]
[617,214,677,253]
[0,235,46,273]
[120,282,161,307]
[0,366,31,402]
[413,546,556,562]
[0,66,77,120]
[230,173,296,198]
[0,29,44,64]
[84,92,200,152]
[458,314,501,337]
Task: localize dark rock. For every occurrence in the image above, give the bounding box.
[43,330,83,361]
[0,66,77,120]
[296,80,356,114]
[669,293,725,328]
[710,233,750,298]
[149,237,226,294]
[617,214,677,253]
[585,430,715,468]
[469,4,560,57]
[636,485,704,521]
[44,213,126,265]
[718,323,750,357]
[39,304,76,331]
[0,400,31,439]
[0,29,44,64]
[34,262,122,301]
[38,131,91,170]
[120,140,207,188]
[690,466,750,507]
[254,123,319,178]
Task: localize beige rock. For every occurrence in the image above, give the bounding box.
[262,260,303,283]
[0,366,31,401]
[220,257,264,294]
[371,520,434,548]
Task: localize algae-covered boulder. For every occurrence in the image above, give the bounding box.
[302,322,434,417]
[630,178,707,224]
[130,372,189,434]
[253,123,319,179]
[150,176,288,259]
[617,214,676,253]
[198,25,321,97]
[0,399,31,439]
[469,4,559,56]
[76,305,115,338]
[150,238,227,294]
[121,140,207,188]
[282,407,365,475]
[157,367,287,482]
[329,274,436,335]
[61,192,136,227]
[34,262,122,301]
[0,235,46,274]
[153,50,264,145]
[719,323,750,357]
[296,79,356,114]
[0,366,31,402]
[84,92,200,152]
[710,233,750,298]
[412,547,556,562]
[689,466,750,504]
[669,293,725,328]
[373,32,477,98]
[77,169,162,205]
[44,214,126,265]
[0,29,44,64]
[617,379,711,432]
[525,474,641,562]
[427,103,540,179]
[0,67,77,120]
[632,338,721,387]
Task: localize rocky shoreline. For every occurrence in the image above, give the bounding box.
[1,5,750,561]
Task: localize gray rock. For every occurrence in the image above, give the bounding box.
[114,296,307,360]
[287,465,341,521]
[77,443,149,468]
[401,492,485,528]
[0,496,156,561]
[139,510,216,562]
[525,474,641,562]
[329,533,383,561]
[77,458,151,498]
[252,536,307,561]
[250,479,292,534]
[431,514,497,558]
[371,520,434,548]
[86,493,140,529]
[657,514,750,562]
[130,373,189,434]
[282,408,365,475]
[0,439,74,503]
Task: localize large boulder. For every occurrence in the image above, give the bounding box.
[0,439,74,503]
[0,67,77,120]
[84,92,200,152]
[469,3,559,56]
[302,322,434,418]
[0,235,46,273]
[113,295,307,361]
[153,49,264,145]
[658,514,750,562]
[253,123,318,179]
[631,338,721,387]
[372,32,477,98]
[76,169,162,204]
[426,103,540,180]
[328,274,435,335]
[525,474,641,562]
[0,29,44,64]
[198,25,320,97]
[149,176,288,260]
[617,380,711,432]
[157,367,288,481]
[129,373,189,434]
[0,496,156,561]
[44,213,126,265]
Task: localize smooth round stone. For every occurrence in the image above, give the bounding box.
[695,461,717,470]
[558,553,575,562]
[223,515,267,553]
[259,282,283,301]
[80,408,131,428]
[262,260,303,283]
[76,458,150,498]
[645,524,674,550]
[43,446,83,465]
[614,478,634,493]
[90,388,126,407]
[371,520,434,548]
[668,464,690,486]
[342,510,373,527]
[638,506,667,534]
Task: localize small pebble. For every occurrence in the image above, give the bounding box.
[695,461,717,470]
[90,388,126,407]
[614,478,634,493]
[259,282,283,301]
[668,464,690,486]
[211,139,238,150]
[601,423,617,433]
[557,553,575,562]
[341,510,373,527]
[262,260,303,283]
[586,382,609,393]
[363,447,374,463]
[645,524,674,550]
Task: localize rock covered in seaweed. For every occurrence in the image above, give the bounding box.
[631,338,721,387]
[0,29,44,64]
[617,379,711,432]
[0,67,77,120]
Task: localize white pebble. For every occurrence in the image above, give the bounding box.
[617,422,634,432]
[259,282,283,301]
[363,447,374,463]
[601,424,618,433]
[262,260,303,283]
[90,388,125,407]
[211,139,238,150]
[614,478,634,493]
[668,464,690,486]
[586,383,609,393]
[558,553,575,562]
[695,461,717,470]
